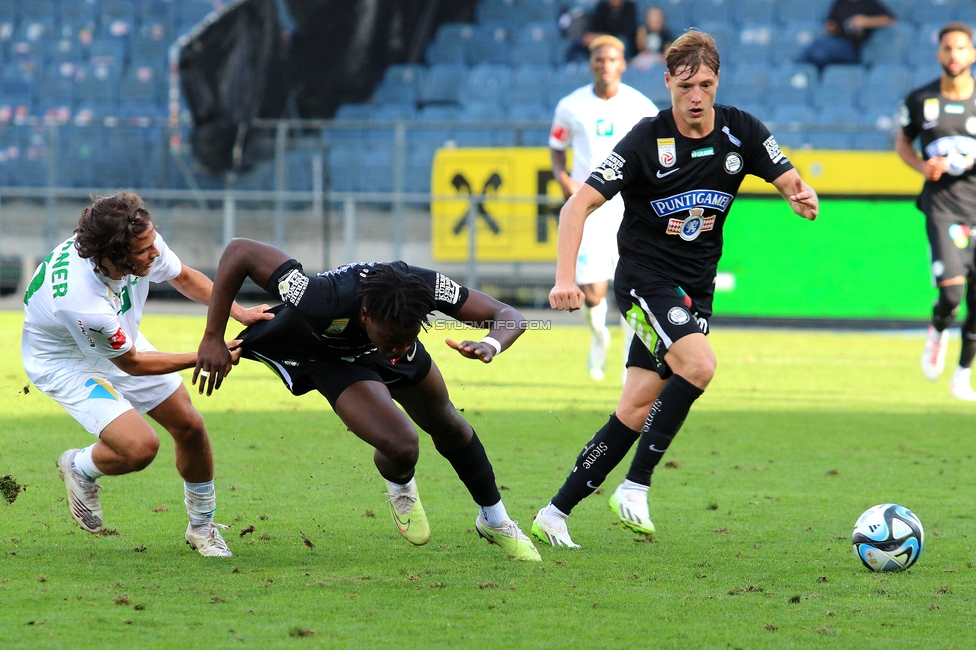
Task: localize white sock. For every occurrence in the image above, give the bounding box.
[952,366,971,385]
[479,500,510,527]
[184,480,216,527]
[386,477,414,491]
[583,298,608,333]
[620,479,649,494]
[72,444,104,480]
[542,502,569,519]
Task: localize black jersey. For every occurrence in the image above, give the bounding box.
[901,79,976,219]
[584,105,793,295]
[257,260,469,361]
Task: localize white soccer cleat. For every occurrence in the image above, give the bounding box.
[531,507,581,548]
[950,367,976,401]
[185,521,233,557]
[921,326,949,381]
[57,449,103,533]
[587,327,611,381]
[608,483,656,536]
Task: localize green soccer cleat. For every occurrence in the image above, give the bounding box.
[385,480,431,546]
[531,507,581,548]
[609,484,656,536]
[476,515,542,561]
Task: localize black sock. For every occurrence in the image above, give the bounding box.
[437,432,500,507]
[379,468,415,485]
[551,414,641,515]
[625,375,703,487]
[962,315,976,369]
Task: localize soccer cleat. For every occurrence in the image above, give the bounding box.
[185,521,233,557]
[950,368,976,401]
[531,508,580,549]
[385,481,431,546]
[587,327,612,381]
[608,484,656,536]
[476,515,542,561]
[56,449,103,533]
[921,326,949,381]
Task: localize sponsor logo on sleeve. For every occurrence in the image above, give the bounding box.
[76,320,95,348]
[763,135,787,164]
[551,124,569,144]
[277,268,309,305]
[667,307,690,325]
[591,151,626,184]
[325,318,349,334]
[657,138,676,167]
[722,126,741,146]
[107,328,127,350]
[724,152,743,174]
[434,273,462,304]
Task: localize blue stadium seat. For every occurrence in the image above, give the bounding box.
[773,130,810,150]
[58,125,102,187]
[419,104,460,121]
[698,22,734,52]
[907,24,943,69]
[770,104,817,129]
[122,64,164,107]
[552,62,592,88]
[806,131,853,149]
[88,38,128,69]
[818,104,861,128]
[327,104,374,147]
[691,0,731,25]
[520,0,560,23]
[130,37,169,66]
[408,123,456,150]
[45,37,85,66]
[327,144,360,192]
[622,65,663,99]
[21,0,55,26]
[426,39,467,65]
[735,23,774,65]
[774,0,831,25]
[852,131,892,150]
[476,0,519,27]
[864,63,913,95]
[462,64,513,107]
[468,23,511,65]
[75,63,121,112]
[773,21,819,63]
[813,65,863,108]
[908,0,953,27]
[9,126,51,187]
[732,0,776,25]
[959,3,976,25]
[508,103,551,146]
[406,144,435,193]
[910,67,937,89]
[509,64,552,106]
[374,103,417,121]
[860,24,913,66]
[0,81,32,124]
[510,39,554,66]
[334,103,376,120]
[374,79,418,106]
[99,0,137,37]
[419,63,466,104]
[61,1,98,30]
[767,63,816,106]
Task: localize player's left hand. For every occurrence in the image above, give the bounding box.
[194,336,240,395]
[788,177,818,221]
[446,338,496,363]
[236,303,274,326]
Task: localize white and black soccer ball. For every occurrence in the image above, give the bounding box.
[852,504,924,572]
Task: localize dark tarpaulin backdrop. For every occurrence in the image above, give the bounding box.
[178,0,478,173]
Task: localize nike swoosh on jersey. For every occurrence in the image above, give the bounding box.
[656,168,680,178]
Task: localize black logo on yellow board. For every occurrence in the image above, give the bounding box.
[452,173,502,235]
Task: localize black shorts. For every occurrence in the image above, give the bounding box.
[925,214,976,283]
[615,267,711,380]
[238,307,432,406]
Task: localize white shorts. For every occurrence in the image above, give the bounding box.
[576,196,623,285]
[26,336,183,436]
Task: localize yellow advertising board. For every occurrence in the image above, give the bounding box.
[431,146,924,261]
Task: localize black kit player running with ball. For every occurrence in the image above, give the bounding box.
[194,238,541,561]
[897,22,976,401]
[533,31,819,548]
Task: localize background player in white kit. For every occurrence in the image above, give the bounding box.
[22,192,269,555]
[550,34,658,381]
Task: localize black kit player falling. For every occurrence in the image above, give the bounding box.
[535,30,819,548]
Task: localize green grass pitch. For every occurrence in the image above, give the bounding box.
[2,310,975,649]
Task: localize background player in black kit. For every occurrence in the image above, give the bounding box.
[896,22,976,401]
[533,31,819,548]
[194,238,541,561]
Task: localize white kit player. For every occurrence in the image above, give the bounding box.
[22,192,269,555]
[550,34,658,381]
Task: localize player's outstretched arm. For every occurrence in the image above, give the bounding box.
[167,264,274,326]
[195,238,292,395]
[111,340,242,376]
[772,169,819,221]
[550,183,606,311]
[445,290,526,364]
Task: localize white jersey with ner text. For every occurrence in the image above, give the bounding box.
[22,232,183,387]
[584,105,793,299]
[550,83,658,254]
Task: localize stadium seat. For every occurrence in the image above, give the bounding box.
[772,20,819,63]
[426,23,474,65]
[520,0,560,23]
[99,0,138,37]
[475,0,519,27]
[510,39,554,66]
[806,131,853,149]
[774,0,832,25]
[732,0,776,25]
[698,22,734,53]
[852,130,892,150]
[509,64,552,106]
[122,64,164,107]
[910,67,937,90]
[908,0,953,27]
[419,63,466,104]
[907,24,944,69]
[860,24,913,66]
[770,104,817,129]
[812,65,863,107]
[622,65,662,98]
[691,0,731,25]
[468,23,511,65]
[766,63,816,106]
[88,38,128,69]
[735,23,774,65]
[327,144,360,192]
[75,64,121,112]
[374,103,418,121]
[8,126,51,187]
[773,130,810,150]
[461,64,513,106]
[818,104,861,129]
[130,37,170,66]
[0,81,33,125]
[959,3,976,25]
[406,144,436,193]
[374,79,418,107]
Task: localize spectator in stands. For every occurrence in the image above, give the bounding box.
[567,0,639,62]
[632,5,672,71]
[797,0,896,70]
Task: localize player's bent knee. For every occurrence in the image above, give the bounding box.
[377,429,420,466]
[125,434,160,471]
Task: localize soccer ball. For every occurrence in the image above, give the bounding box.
[945,151,973,176]
[851,504,924,572]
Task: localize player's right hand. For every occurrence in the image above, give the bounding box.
[924,157,946,182]
[549,281,585,312]
[194,335,235,396]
